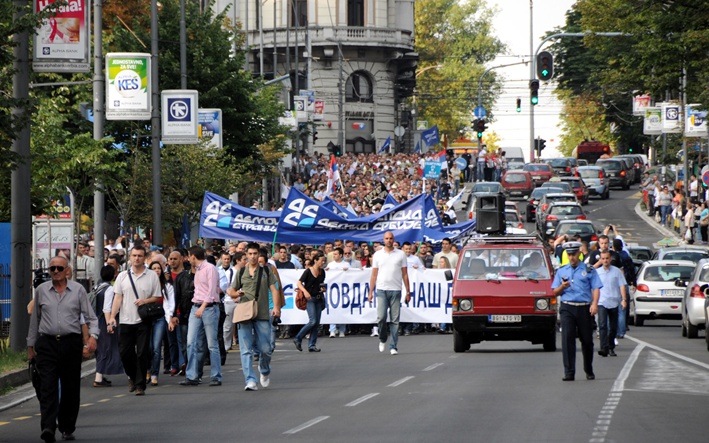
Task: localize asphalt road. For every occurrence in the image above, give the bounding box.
[3,187,708,443]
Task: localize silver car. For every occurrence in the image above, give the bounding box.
[576,166,609,200]
[632,260,695,326]
[680,259,709,338]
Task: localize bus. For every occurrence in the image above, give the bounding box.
[575,141,610,165]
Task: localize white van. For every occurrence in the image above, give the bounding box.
[500,147,525,164]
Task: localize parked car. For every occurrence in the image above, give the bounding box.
[550,220,599,243]
[522,163,555,186]
[540,201,587,239]
[595,158,631,190]
[680,259,709,338]
[653,246,709,261]
[448,236,557,352]
[632,260,695,326]
[524,186,564,222]
[559,177,590,205]
[545,158,575,177]
[541,180,573,194]
[535,192,577,229]
[501,170,535,199]
[576,166,609,200]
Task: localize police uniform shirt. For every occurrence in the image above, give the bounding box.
[552,262,603,303]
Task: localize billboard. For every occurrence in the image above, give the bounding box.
[161,90,199,144]
[685,105,708,138]
[105,53,151,120]
[33,0,91,72]
[198,108,223,149]
[643,107,662,135]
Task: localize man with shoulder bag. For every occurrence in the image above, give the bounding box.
[107,245,162,396]
[228,242,282,391]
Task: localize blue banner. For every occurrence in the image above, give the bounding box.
[199,192,280,243]
[378,136,391,154]
[422,125,440,147]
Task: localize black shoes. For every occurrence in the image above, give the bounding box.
[609,349,617,357]
[598,350,609,357]
[179,379,199,386]
[309,347,321,352]
[41,428,55,443]
[293,339,303,352]
[586,373,595,380]
[62,432,75,441]
[562,375,575,381]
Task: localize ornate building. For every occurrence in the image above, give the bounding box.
[214,0,417,154]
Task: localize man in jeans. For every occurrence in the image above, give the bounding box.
[229,242,282,391]
[108,245,162,396]
[368,232,412,355]
[595,250,627,357]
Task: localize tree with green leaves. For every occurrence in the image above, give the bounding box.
[414,0,506,139]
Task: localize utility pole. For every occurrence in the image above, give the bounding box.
[150,0,162,245]
[10,0,31,352]
[93,0,105,285]
[529,0,534,161]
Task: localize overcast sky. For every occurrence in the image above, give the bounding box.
[487,0,576,161]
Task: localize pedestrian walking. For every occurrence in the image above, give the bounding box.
[94,265,123,388]
[552,242,603,381]
[368,232,412,355]
[293,251,327,352]
[699,201,709,244]
[27,256,99,442]
[595,251,627,357]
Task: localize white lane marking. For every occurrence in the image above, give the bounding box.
[388,376,414,387]
[422,363,444,371]
[589,343,644,443]
[627,335,709,371]
[283,416,330,434]
[345,393,380,407]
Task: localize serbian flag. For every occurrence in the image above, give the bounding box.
[378,136,391,154]
[326,154,340,196]
[435,150,448,169]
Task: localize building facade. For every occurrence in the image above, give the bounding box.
[214,0,417,154]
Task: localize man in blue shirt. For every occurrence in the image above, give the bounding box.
[552,242,603,381]
[595,250,627,357]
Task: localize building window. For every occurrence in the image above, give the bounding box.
[346,71,373,103]
[348,0,364,26]
[291,0,307,26]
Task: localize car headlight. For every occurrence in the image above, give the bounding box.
[459,299,473,311]
[535,298,550,311]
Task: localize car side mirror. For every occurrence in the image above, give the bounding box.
[444,270,454,281]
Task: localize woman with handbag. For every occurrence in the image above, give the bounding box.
[148,261,174,386]
[293,252,327,352]
[699,202,709,244]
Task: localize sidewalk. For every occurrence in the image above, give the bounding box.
[633,199,685,247]
[0,359,96,413]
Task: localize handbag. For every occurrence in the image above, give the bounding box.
[295,288,307,310]
[128,271,165,323]
[702,217,709,227]
[233,266,263,323]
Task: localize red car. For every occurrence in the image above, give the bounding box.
[501,170,534,199]
[447,236,558,352]
[522,163,554,186]
[560,177,590,205]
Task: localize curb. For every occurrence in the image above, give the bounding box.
[633,200,682,243]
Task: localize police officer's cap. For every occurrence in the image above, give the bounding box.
[562,241,582,254]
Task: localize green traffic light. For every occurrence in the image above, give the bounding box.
[531,96,539,105]
[541,69,548,77]
[477,132,483,138]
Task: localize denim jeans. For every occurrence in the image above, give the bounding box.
[477,162,485,181]
[150,317,167,377]
[295,299,324,349]
[376,290,402,351]
[617,290,628,336]
[186,305,221,382]
[166,324,184,370]
[329,324,346,334]
[237,319,272,385]
[660,205,670,225]
[597,305,619,351]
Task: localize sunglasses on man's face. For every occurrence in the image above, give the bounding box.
[49,266,65,272]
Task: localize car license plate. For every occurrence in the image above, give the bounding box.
[488,315,522,323]
[533,175,541,180]
[512,191,522,195]
[662,289,684,296]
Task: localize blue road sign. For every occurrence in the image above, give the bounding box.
[474,106,487,119]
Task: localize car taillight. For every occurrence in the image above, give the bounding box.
[636,284,650,292]
[620,170,626,177]
[546,215,558,221]
[591,234,598,241]
[565,167,570,172]
[518,222,524,229]
[532,200,538,205]
[598,171,604,178]
[541,204,548,212]
[469,211,473,220]
[576,215,587,220]
[691,284,706,299]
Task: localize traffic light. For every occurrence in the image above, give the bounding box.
[530,79,539,105]
[475,119,487,139]
[534,138,546,155]
[539,139,546,151]
[628,147,633,153]
[312,128,318,145]
[536,51,554,81]
[516,98,521,113]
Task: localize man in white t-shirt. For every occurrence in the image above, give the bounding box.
[477,148,487,182]
[433,238,459,269]
[368,232,411,355]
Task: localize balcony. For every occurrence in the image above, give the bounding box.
[246,26,414,51]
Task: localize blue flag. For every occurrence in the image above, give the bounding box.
[422,125,440,147]
[414,140,421,153]
[378,136,391,154]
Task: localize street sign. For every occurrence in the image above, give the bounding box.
[474,106,487,119]
[394,126,405,137]
[423,161,442,179]
[702,169,709,187]
[455,157,468,170]
[417,120,428,130]
[161,89,199,144]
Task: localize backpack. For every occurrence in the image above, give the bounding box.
[88,282,111,314]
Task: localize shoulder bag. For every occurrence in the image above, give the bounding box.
[233,266,263,323]
[128,271,165,323]
[295,269,309,310]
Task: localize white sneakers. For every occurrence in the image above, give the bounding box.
[371,327,379,337]
[379,342,386,353]
[390,349,398,355]
[260,373,270,389]
[245,381,258,391]
[329,331,337,338]
[339,331,346,338]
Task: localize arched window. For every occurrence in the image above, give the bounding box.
[346,71,373,103]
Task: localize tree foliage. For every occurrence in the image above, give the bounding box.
[414,0,506,138]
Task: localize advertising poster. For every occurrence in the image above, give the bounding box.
[105,53,151,120]
[33,0,90,72]
[643,107,662,135]
[632,94,652,116]
[685,105,708,138]
[198,108,223,149]
[161,90,199,144]
[661,103,682,134]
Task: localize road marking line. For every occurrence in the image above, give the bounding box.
[345,393,379,407]
[0,422,9,426]
[627,336,709,371]
[98,399,110,403]
[388,376,414,387]
[113,394,125,398]
[13,416,32,421]
[422,363,444,371]
[589,343,645,443]
[283,416,329,434]
[80,403,94,407]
